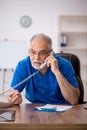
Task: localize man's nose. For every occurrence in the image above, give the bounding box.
[35,53,40,59]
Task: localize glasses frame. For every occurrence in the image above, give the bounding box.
[29,49,52,57]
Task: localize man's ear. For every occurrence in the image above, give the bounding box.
[50,50,54,55]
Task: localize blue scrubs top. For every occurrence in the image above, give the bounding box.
[11,54,78,104]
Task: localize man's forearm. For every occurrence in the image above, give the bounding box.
[54,71,80,105]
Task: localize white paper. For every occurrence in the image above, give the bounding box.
[35,104,73,112]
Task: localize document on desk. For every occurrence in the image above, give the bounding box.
[35,104,73,112]
[0,110,16,122]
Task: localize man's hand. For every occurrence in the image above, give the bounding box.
[7,90,22,105]
[45,55,59,74]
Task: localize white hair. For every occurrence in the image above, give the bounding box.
[28,33,52,49]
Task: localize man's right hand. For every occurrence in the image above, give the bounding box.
[7,90,22,105]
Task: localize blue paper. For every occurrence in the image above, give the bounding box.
[34,104,73,112]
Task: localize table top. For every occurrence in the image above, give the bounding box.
[0,103,87,130]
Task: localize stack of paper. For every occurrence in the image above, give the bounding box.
[35,104,73,112]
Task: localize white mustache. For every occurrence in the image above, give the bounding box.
[32,60,43,64]
[32,60,44,69]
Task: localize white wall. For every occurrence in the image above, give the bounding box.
[0,0,87,68]
[0,40,28,68]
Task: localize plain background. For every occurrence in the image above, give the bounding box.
[0,0,87,102]
[0,0,87,68]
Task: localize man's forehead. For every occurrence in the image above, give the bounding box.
[31,37,48,44]
[30,38,49,48]
[30,48,48,51]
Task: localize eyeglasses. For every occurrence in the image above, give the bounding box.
[29,49,51,57]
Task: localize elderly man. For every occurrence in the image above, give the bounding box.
[7,33,80,105]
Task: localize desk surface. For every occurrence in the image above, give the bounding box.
[0,103,87,130]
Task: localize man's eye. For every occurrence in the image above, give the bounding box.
[40,52,45,54]
[40,51,47,54]
[31,51,36,54]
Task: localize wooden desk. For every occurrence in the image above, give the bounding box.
[0,103,87,130]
